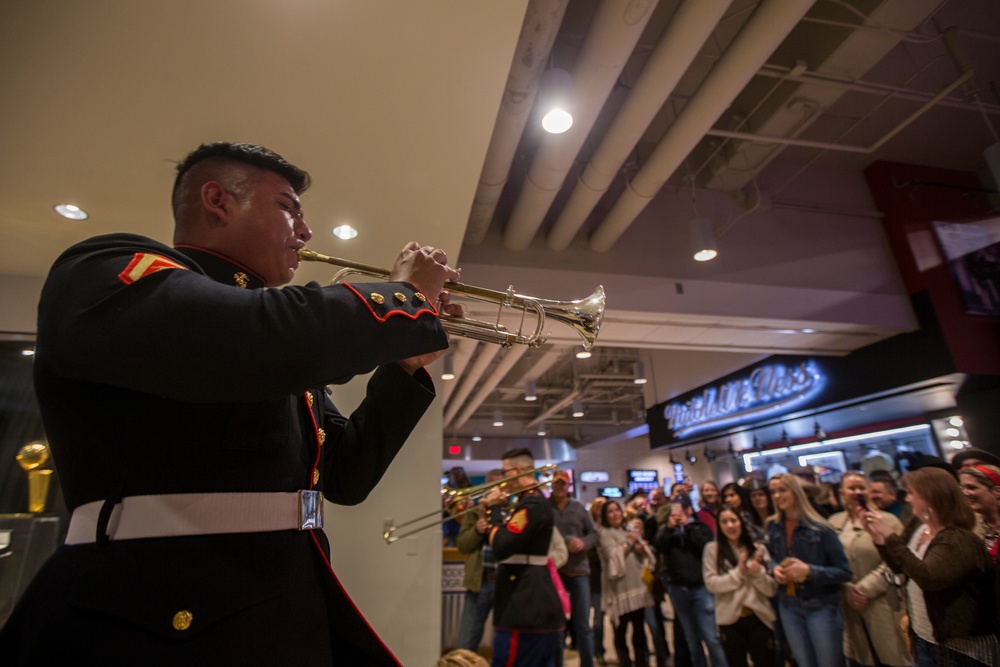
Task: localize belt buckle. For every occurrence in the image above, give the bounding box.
[298,490,324,530]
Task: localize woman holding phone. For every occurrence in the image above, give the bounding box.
[829,472,909,667]
[766,473,852,667]
[598,500,654,667]
[862,467,999,666]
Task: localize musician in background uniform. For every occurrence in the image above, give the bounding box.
[0,141,461,665]
[484,448,565,667]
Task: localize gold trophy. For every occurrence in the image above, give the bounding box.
[16,441,53,513]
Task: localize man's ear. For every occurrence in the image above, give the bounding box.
[201,181,231,227]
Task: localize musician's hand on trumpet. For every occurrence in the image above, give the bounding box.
[391,242,465,375]
[389,242,461,305]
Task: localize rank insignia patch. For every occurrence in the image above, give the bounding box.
[118,253,188,285]
[507,508,529,534]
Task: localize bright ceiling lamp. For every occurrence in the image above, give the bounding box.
[524,379,537,401]
[539,68,573,134]
[690,217,717,261]
[633,361,647,385]
[54,204,88,220]
[332,224,358,240]
[440,355,455,381]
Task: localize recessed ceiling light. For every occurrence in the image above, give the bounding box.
[54,204,88,220]
[21,349,35,356]
[332,225,358,240]
[693,248,717,262]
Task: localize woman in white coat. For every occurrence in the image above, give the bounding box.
[703,504,778,667]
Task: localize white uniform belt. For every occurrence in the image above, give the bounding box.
[500,554,549,566]
[65,491,324,545]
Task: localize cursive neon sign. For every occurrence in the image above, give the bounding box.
[663,361,825,438]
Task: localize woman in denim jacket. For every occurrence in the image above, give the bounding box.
[766,473,852,667]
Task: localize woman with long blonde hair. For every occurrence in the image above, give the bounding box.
[765,473,851,667]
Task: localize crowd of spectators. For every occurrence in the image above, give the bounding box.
[446,446,1000,667]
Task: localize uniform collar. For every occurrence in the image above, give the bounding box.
[174,245,266,289]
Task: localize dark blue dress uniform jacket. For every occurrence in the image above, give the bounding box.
[490,491,565,632]
[0,233,448,665]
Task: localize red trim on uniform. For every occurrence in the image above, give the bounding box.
[302,390,400,664]
[172,245,266,283]
[506,631,520,667]
[308,531,403,666]
[342,283,440,321]
[303,392,323,487]
[117,253,189,285]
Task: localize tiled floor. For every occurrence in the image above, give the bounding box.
[563,613,675,667]
[477,612,675,667]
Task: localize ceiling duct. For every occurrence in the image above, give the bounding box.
[589,0,816,252]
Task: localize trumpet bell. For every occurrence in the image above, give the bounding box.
[531,285,604,351]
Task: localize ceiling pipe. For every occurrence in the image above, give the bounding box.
[703,67,974,154]
[502,0,660,251]
[589,0,816,252]
[443,345,500,426]
[452,345,530,429]
[500,346,568,402]
[525,387,585,429]
[699,0,956,192]
[547,0,732,250]
[464,0,571,245]
[756,63,999,114]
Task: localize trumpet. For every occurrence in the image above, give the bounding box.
[298,249,605,350]
[382,464,557,543]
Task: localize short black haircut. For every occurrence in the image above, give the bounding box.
[501,447,534,462]
[868,469,898,490]
[173,142,311,198]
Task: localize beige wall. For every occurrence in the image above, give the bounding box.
[325,371,444,666]
[0,275,44,334]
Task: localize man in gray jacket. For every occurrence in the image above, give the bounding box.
[549,469,598,667]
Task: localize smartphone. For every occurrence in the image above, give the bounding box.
[857,493,869,510]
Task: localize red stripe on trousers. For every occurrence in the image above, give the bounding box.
[505,631,520,667]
